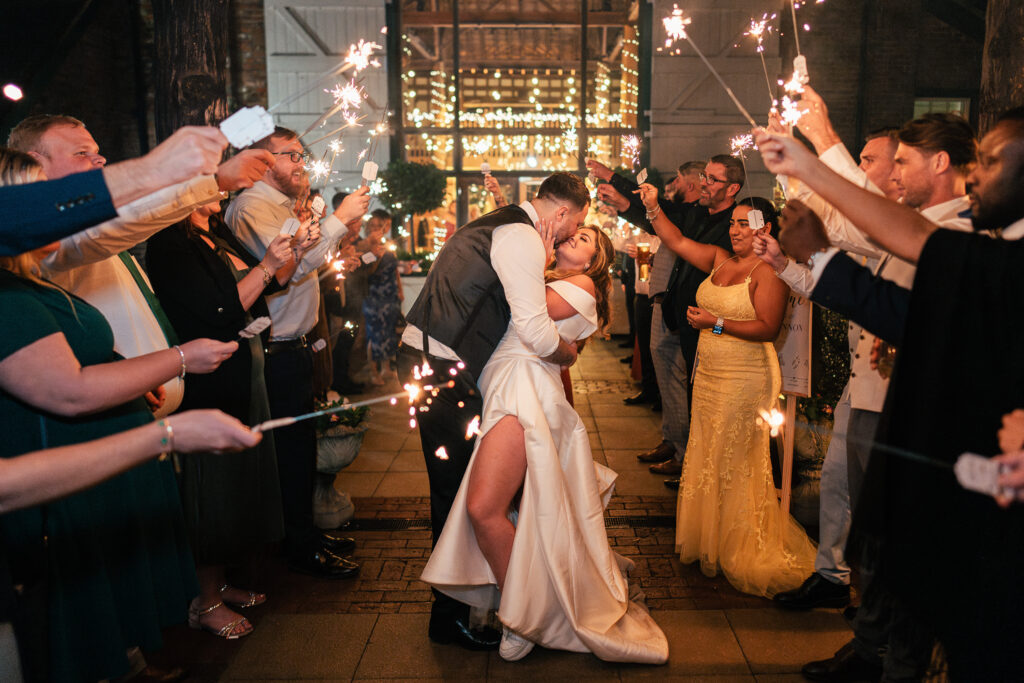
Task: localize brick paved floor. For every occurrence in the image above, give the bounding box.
[152,337,854,681]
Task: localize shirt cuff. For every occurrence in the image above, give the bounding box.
[777,259,815,296]
[807,246,840,286]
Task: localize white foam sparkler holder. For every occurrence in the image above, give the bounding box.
[361,161,379,186]
[219,106,275,149]
[747,209,765,231]
[481,162,491,175]
[281,218,301,237]
[793,55,809,85]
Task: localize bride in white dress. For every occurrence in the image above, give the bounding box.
[421,225,669,664]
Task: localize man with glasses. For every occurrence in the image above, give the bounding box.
[227,126,370,578]
[587,155,739,487]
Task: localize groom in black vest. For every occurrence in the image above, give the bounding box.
[399,172,589,649]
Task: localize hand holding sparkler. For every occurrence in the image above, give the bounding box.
[778,198,831,263]
[333,186,370,223]
[483,173,507,208]
[635,183,660,213]
[596,183,630,213]
[754,129,818,179]
[215,149,274,192]
[794,85,842,153]
[291,219,321,259]
[751,230,788,274]
[585,158,614,182]
[261,233,295,271]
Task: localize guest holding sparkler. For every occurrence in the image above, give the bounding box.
[636,186,817,598]
[0,149,236,681]
[361,209,403,385]
[147,198,314,639]
[227,126,370,579]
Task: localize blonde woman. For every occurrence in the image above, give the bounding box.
[0,148,234,681]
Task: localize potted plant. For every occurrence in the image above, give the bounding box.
[313,398,371,529]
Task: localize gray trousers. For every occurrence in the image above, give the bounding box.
[847,407,878,508]
[814,384,852,585]
[650,303,689,461]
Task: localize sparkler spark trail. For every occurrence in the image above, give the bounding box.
[307,159,331,182]
[745,13,778,107]
[622,134,641,168]
[661,6,758,128]
[758,408,786,437]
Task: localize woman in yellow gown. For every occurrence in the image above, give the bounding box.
[636,186,816,598]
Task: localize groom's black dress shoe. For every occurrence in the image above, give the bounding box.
[428,616,501,651]
[773,573,850,610]
[801,642,882,682]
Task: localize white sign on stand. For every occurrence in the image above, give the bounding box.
[773,294,812,516]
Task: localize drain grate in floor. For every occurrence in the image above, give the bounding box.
[571,379,636,394]
[350,515,674,531]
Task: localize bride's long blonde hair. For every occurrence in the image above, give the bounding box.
[0,148,53,286]
[545,225,615,333]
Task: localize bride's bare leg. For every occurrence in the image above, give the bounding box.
[466,415,527,591]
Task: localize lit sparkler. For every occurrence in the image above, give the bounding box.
[307,159,331,182]
[757,408,786,437]
[622,134,641,168]
[660,6,758,128]
[465,415,481,440]
[344,40,382,73]
[730,134,754,158]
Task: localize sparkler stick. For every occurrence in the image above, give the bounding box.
[744,15,778,108]
[662,6,758,128]
[268,40,381,114]
[253,392,404,433]
[302,116,367,146]
[789,0,802,56]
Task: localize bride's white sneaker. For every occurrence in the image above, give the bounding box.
[499,626,535,661]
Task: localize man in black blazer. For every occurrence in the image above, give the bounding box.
[0,126,228,256]
[588,156,739,485]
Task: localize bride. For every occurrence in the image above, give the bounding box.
[421,224,669,664]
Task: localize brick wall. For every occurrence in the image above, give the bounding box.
[783,0,982,154]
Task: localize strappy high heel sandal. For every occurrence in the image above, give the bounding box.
[188,600,253,640]
[219,584,266,609]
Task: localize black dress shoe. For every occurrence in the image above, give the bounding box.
[663,478,680,490]
[619,354,633,364]
[773,573,850,610]
[637,440,676,463]
[334,380,365,395]
[321,531,356,555]
[428,616,501,651]
[624,391,657,406]
[802,642,882,682]
[289,549,360,579]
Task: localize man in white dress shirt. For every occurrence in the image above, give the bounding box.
[227,126,370,578]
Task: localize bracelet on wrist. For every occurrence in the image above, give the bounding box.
[645,205,661,221]
[157,418,175,461]
[257,263,273,286]
[173,345,187,379]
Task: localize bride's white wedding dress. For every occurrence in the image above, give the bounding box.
[421,280,669,664]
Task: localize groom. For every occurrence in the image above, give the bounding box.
[398,172,589,649]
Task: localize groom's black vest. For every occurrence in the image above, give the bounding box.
[405,204,533,381]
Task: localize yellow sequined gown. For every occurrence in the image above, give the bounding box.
[676,262,816,598]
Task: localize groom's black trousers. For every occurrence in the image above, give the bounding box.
[397,343,483,621]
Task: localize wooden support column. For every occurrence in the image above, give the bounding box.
[979,0,1024,134]
[152,0,230,140]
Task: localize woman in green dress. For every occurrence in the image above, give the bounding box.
[0,149,236,681]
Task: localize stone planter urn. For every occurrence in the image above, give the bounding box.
[313,422,368,529]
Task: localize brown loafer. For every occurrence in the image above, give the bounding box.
[636,441,676,463]
[649,459,682,475]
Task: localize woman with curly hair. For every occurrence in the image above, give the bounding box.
[422,224,669,664]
